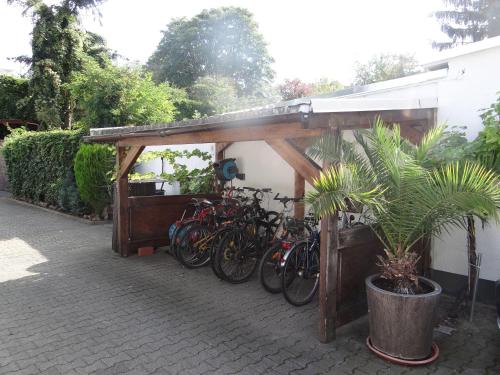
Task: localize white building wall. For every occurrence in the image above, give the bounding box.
[225,46,500,281]
[337,47,500,281]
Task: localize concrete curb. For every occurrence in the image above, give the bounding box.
[2,197,112,226]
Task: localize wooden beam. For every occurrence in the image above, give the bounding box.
[115,146,130,257]
[308,109,436,129]
[265,139,321,185]
[318,128,342,341]
[292,138,308,219]
[216,142,232,155]
[294,171,305,219]
[117,123,321,147]
[117,146,145,179]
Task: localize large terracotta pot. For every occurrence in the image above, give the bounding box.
[366,274,441,360]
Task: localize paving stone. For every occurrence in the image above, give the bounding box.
[0,198,497,375]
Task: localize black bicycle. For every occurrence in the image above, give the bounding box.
[281,226,320,306]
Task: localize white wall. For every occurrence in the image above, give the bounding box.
[224,141,301,213]
[134,143,215,195]
[224,46,500,281]
[342,47,500,281]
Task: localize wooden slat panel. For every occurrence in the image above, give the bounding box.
[128,194,221,253]
[265,139,321,185]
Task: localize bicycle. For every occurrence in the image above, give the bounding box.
[213,187,276,283]
[281,224,321,306]
[258,195,310,293]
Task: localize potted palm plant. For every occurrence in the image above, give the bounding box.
[307,119,499,362]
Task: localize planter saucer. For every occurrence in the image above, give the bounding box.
[366,337,439,366]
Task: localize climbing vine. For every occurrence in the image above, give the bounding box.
[131,149,214,194]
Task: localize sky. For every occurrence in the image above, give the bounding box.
[0,0,446,85]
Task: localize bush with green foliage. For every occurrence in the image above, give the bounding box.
[1,129,86,212]
[474,94,500,172]
[0,75,36,121]
[73,143,115,216]
[58,170,88,214]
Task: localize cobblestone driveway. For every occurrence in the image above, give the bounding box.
[0,197,498,374]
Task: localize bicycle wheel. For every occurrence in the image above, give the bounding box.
[282,241,320,306]
[171,221,195,257]
[210,226,232,279]
[259,243,285,293]
[177,224,212,268]
[217,228,259,283]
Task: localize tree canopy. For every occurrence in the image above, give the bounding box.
[278,78,343,101]
[0,75,36,120]
[147,7,275,94]
[353,54,419,86]
[433,0,500,50]
[9,0,110,129]
[69,58,178,128]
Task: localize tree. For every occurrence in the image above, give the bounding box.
[188,76,240,115]
[433,0,500,50]
[8,0,109,129]
[278,79,312,101]
[0,75,36,120]
[310,78,344,96]
[353,54,419,86]
[277,78,344,101]
[147,7,274,94]
[69,58,178,128]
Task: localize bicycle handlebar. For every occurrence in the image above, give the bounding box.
[273,193,303,207]
[243,187,272,193]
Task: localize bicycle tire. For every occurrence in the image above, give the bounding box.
[259,243,285,293]
[177,224,212,268]
[282,241,320,306]
[171,220,196,258]
[216,227,259,284]
[210,226,232,279]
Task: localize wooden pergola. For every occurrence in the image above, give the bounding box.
[85,98,437,342]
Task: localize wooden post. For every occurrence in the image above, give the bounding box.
[294,171,305,219]
[319,211,339,342]
[319,128,341,343]
[116,146,130,257]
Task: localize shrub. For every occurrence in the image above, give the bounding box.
[474,93,500,172]
[74,144,115,216]
[58,170,88,214]
[2,129,85,211]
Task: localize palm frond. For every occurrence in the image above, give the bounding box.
[415,125,445,163]
[306,163,385,218]
[307,130,343,164]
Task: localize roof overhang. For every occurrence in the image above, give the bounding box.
[85,97,438,146]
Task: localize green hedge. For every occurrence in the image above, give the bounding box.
[74,144,115,215]
[2,129,87,214]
